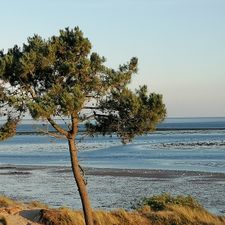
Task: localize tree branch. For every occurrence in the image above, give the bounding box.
[82,106,100,110]
[80,114,95,121]
[42,130,67,140]
[47,117,68,137]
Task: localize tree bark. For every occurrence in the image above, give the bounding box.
[68,138,93,225]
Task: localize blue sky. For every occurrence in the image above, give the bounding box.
[1,0,225,117]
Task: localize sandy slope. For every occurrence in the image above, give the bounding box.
[0,207,41,225]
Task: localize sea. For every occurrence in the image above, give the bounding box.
[0,117,225,214]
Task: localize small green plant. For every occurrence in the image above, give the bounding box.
[137,193,202,211]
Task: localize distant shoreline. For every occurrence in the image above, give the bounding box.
[13,127,225,135]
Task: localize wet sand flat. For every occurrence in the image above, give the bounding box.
[1,165,225,214]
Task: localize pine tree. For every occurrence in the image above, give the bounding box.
[0,27,166,225]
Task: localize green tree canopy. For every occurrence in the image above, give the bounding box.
[0,27,166,225]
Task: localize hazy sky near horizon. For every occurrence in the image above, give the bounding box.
[0,0,225,117]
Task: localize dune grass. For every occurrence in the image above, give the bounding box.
[0,196,20,208]
[39,208,151,225]
[28,200,49,209]
[38,206,225,225]
[1,194,225,225]
[38,194,225,225]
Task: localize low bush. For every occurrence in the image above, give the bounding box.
[137,193,202,211]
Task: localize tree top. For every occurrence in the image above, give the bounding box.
[0,27,166,142]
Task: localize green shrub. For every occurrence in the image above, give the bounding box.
[137,193,202,211]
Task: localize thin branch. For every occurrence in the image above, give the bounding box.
[94,112,110,118]
[80,114,95,121]
[41,130,67,139]
[57,112,71,130]
[47,117,68,137]
[82,106,100,110]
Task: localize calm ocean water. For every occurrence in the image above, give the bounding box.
[4,117,225,133]
[1,117,225,172]
[0,117,225,213]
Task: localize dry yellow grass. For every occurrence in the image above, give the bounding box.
[38,206,225,225]
[39,208,152,225]
[1,195,225,225]
[0,196,20,208]
[142,205,225,225]
[28,200,49,209]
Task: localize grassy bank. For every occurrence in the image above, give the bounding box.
[0,194,225,225]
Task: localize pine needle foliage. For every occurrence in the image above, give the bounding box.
[0,26,166,142]
[0,27,166,225]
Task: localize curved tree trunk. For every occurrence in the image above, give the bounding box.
[68,138,93,225]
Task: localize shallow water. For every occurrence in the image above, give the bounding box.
[0,118,225,214]
[1,129,225,173]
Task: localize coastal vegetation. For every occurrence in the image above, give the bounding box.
[0,27,166,225]
[0,194,225,225]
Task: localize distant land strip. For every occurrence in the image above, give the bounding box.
[14,127,225,135]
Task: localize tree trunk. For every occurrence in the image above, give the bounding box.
[68,138,93,225]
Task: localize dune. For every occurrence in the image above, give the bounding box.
[1,195,225,225]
